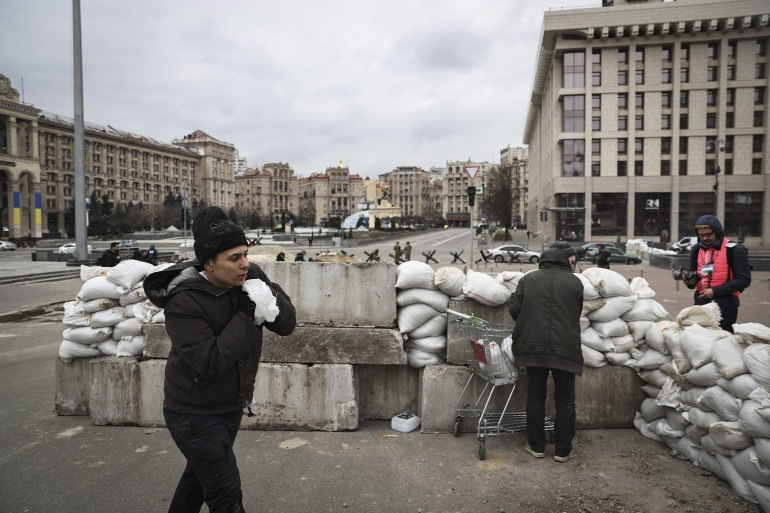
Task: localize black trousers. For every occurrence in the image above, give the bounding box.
[164,404,245,513]
[525,367,576,458]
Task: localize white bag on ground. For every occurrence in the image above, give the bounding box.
[698,386,742,422]
[582,344,607,368]
[697,450,727,481]
[150,310,165,324]
[106,260,154,290]
[606,352,632,365]
[581,298,605,316]
[405,345,444,368]
[733,323,770,344]
[686,362,721,387]
[680,323,724,370]
[116,335,146,357]
[63,326,113,345]
[132,300,161,323]
[77,276,122,301]
[395,261,436,290]
[629,277,656,299]
[612,333,636,353]
[406,335,446,354]
[592,318,630,339]
[620,298,668,322]
[744,343,770,393]
[633,412,662,442]
[119,284,147,306]
[495,271,524,293]
[581,267,634,297]
[677,302,722,329]
[462,269,511,306]
[62,301,90,327]
[397,303,441,334]
[575,273,600,300]
[80,297,120,313]
[687,407,723,430]
[396,288,450,312]
[433,266,466,297]
[746,480,770,512]
[663,326,691,374]
[710,421,753,451]
[712,335,749,379]
[645,320,676,355]
[408,314,447,339]
[97,338,118,356]
[628,320,654,342]
[90,307,126,328]
[581,327,614,353]
[586,295,637,323]
[756,438,770,468]
[739,400,770,439]
[80,264,109,281]
[112,318,144,340]
[632,348,671,370]
[717,374,760,401]
[59,340,102,363]
[715,453,760,504]
[640,397,667,422]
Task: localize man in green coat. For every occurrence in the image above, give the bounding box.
[507,245,583,462]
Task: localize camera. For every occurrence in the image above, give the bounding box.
[673,266,702,288]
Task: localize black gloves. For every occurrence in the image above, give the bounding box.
[238,290,256,319]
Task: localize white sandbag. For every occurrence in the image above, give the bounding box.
[592,318,630,339]
[62,301,90,327]
[397,303,441,334]
[405,345,444,368]
[586,295,637,323]
[123,304,136,318]
[641,384,661,398]
[80,297,120,313]
[579,316,590,332]
[645,320,676,355]
[750,387,770,409]
[407,335,446,354]
[680,323,725,370]
[659,361,690,390]
[746,480,770,512]
[640,397,668,422]
[495,271,524,294]
[408,314,447,339]
[656,377,683,409]
[80,264,109,281]
[581,267,634,297]
[652,418,685,442]
[679,386,710,410]
[739,400,770,439]
[633,412,662,442]
[433,266,466,297]
[744,343,770,393]
[89,307,126,328]
[575,273,600,300]
[62,326,113,345]
[581,344,607,368]
[633,348,671,370]
[710,421,754,451]
[733,323,770,344]
[698,386,742,422]
[581,298,605,316]
[606,352,632,366]
[581,327,614,353]
[677,302,722,329]
[395,261,437,290]
[638,369,668,389]
[685,423,707,446]
[663,325,691,374]
[58,339,102,363]
[106,260,154,290]
[132,300,162,323]
[396,288,450,312]
[629,276,656,299]
[629,346,644,360]
[756,438,770,468]
[686,362,721,387]
[718,374,760,401]
[697,449,727,481]
[620,298,668,323]
[628,320,654,342]
[96,338,118,356]
[149,310,165,324]
[673,436,700,463]
[713,335,749,379]
[462,269,511,306]
[612,333,637,353]
[702,434,737,457]
[76,276,122,301]
[119,284,147,306]
[716,453,760,504]
[116,335,146,357]
[687,407,723,431]
[112,318,144,340]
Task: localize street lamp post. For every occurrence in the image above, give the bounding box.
[707,138,724,216]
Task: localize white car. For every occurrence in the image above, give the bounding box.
[58,243,93,254]
[670,236,697,254]
[486,244,541,263]
[0,240,16,251]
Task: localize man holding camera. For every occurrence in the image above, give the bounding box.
[684,214,751,333]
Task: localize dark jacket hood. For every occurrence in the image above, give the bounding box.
[538,248,572,271]
[694,214,725,248]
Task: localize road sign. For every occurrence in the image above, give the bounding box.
[465,166,480,180]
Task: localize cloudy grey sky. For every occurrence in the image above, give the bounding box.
[2,0,597,178]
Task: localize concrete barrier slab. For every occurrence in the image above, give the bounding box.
[357,364,419,420]
[90,356,141,426]
[54,356,92,416]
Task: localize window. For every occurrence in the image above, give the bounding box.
[755,111,764,128]
[592,49,601,66]
[727,88,735,106]
[592,139,601,155]
[592,71,602,86]
[592,94,601,110]
[680,91,689,107]
[753,158,763,175]
[707,41,719,60]
[707,89,717,106]
[681,44,689,63]
[635,138,644,155]
[635,47,644,64]
[618,47,628,64]
[618,93,628,109]
[592,116,601,131]
[634,161,643,176]
[562,139,585,177]
[591,162,601,176]
[618,115,628,130]
[757,63,767,80]
[727,64,736,80]
[662,91,672,108]
[661,137,672,154]
[635,115,644,130]
[707,113,717,129]
[680,137,688,154]
[726,112,735,128]
[680,67,689,82]
[707,66,718,81]
[706,159,716,174]
[680,113,689,129]
[661,160,671,176]
[662,45,673,62]
[661,114,671,130]
[728,40,737,59]
[618,161,627,176]
[635,69,644,85]
[563,95,585,132]
[618,70,628,85]
[756,87,766,105]
[618,138,628,155]
[758,39,767,57]
[635,93,644,108]
[662,68,672,84]
[726,135,734,153]
[679,160,688,176]
[754,135,764,152]
[563,51,585,88]
[724,159,733,175]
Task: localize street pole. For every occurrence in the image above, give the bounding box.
[72,0,87,261]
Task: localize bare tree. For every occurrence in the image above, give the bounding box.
[480,164,514,240]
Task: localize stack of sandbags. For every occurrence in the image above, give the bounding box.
[58,261,163,363]
[632,309,770,508]
[396,262,450,368]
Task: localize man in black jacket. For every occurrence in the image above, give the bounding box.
[100,242,121,267]
[507,247,583,463]
[144,207,296,513]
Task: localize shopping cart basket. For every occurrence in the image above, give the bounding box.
[447,309,554,460]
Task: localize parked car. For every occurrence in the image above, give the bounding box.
[670,236,697,254]
[58,243,93,254]
[577,242,618,260]
[0,240,17,251]
[486,244,541,263]
[587,247,642,265]
[119,239,139,251]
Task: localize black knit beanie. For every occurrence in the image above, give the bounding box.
[192,207,248,264]
[550,241,577,258]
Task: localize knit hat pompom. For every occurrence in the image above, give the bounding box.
[192,207,248,264]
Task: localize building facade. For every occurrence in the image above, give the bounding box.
[297,161,364,228]
[234,162,298,227]
[524,0,769,246]
[500,146,529,228]
[442,160,495,227]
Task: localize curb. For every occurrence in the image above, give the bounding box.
[0,303,64,323]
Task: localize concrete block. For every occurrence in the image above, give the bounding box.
[260,262,397,327]
[262,327,406,364]
[357,364,419,420]
[142,323,169,358]
[90,356,141,426]
[138,359,165,427]
[446,300,513,365]
[573,365,645,428]
[54,356,92,416]
[241,363,358,431]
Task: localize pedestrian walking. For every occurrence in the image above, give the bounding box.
[393,241,402,263]
[403,242,412,261]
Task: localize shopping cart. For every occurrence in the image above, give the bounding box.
[447,309,554,460]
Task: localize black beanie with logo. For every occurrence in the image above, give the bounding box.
[192,207,248,264]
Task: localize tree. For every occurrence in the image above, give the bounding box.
[480,164,514,240]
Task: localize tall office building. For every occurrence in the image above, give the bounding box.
[524,0,769,246]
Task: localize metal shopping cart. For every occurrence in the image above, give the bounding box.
[447,309,554,460]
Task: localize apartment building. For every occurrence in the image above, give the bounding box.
[524,0,769,246]
[297,161,364,228]
[500,146,529,227]
[234,162,298,227]
[443,160,495,227]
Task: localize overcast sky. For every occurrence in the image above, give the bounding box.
[2,0,597,178]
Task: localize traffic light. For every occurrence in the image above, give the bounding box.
[539,211,549,222]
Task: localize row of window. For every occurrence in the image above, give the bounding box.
[563,158,764,177]
[566,135,764,157]
[588,63,767,87]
